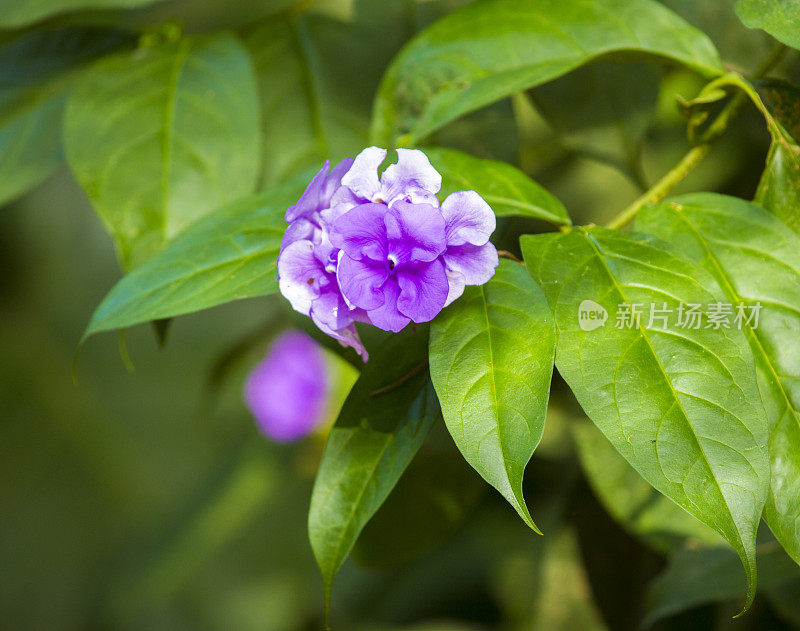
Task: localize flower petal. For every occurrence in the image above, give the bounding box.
[341,146,386,201]
[277,240,327,315]
[396,258,449,322]
[245,331,329,441]
[440,190,496,247]
[366,279,411,333]
[281,218,317,252]
[322,157,354,202]
[285,160,331,223]
[380,148,442,206]
[385,201,447,264]
[329,202,388,261]
[337,253,388,311]
[443,241,499,286]
[444,269,466,307]
[310,286,355,333]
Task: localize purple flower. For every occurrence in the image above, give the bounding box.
[244,330,329,442]
[277,147,499,358]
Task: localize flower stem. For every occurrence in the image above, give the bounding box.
[604,43,787,230]
[369,360,428,397]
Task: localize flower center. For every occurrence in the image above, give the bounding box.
[387,254,398,271]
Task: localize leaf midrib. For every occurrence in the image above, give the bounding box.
[160,39,193,240]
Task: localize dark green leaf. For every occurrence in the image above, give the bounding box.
[754,81,800,235]
[308,328,439,612]
[757,79,800,142]
[371,0,724,145]
[0,0,160,28]
[735,0,800,51]
[529,61,660,182]
[83,178,305,339]
[644,539,800,627]
[425,146,570,225]
[572,422,723,554]
[429,260,556,530]
[521,227,770,608]
[64,33,261,269]
[638,193,800,567]
[0,27,132,206]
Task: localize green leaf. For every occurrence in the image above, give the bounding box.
[755,83,800,236]
[529,61,660,184]
[521,227,770,609]
[83,178,305,339]
[637,193,800,567]
[572,421,724,554]
[371,0,724,145]
[424,146,570,225]
[429,259,556,531]
[644,538,800,627]
[0,0,161,28]
[64,33,261,269]
[735,0,800,51]
[308,328,439,614]
[0,28,132,206]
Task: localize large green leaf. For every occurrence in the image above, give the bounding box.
[735,0,800,51]
[644,539,800,627]
[0,0,161,28]
[308,328,439,612]
[521,227,770,608]
[64,33,260,269]
[0,28,132,206]
[572,422,723,553]
[425,146,570,225]
[429,260,556,531]
[83,179,305,339]
[371,0,724,145]
[638,193,800,567]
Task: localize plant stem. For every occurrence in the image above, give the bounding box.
[369,360,428,397]
[605,144,709,229]
[604,43,787,230]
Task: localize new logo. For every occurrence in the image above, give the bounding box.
[578,300,608,331]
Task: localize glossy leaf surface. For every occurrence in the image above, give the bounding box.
[429,260,556,530]
[638,193,800,566]
[372,0,723,145]
[522,227,770,608]
[308,328,438,611]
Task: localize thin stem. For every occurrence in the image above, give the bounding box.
[604,43,787,230]
[369,360,428,397]
[497,249,521,262]
[606,145,709,229]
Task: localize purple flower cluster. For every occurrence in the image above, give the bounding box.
[277,147,498,360]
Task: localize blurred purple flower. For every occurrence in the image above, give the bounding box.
[244,331,329,442]
[277,147,498,357]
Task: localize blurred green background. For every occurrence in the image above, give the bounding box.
[2,0,800,629]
